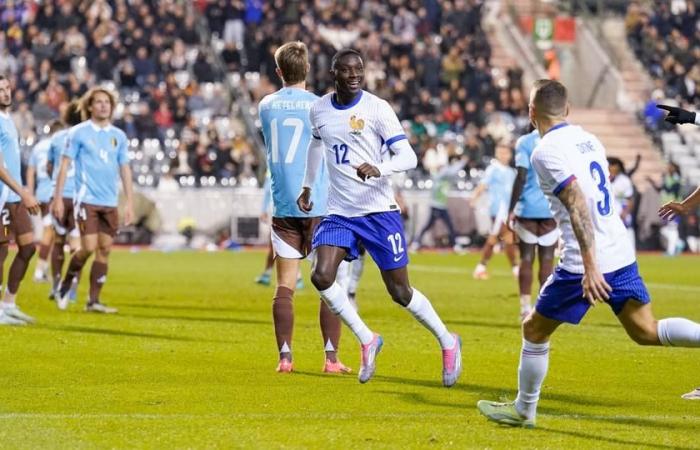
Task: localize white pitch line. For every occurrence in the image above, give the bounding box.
[411,265,700,292]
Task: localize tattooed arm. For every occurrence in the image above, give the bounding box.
[557,180,612,305]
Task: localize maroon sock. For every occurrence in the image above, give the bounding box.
[319,298,342,362]
[51,240,65,282]
[272,286,294,360]
[8,244,36,294]
[38,242,51,261]
[60,252,88,296]
[0,243,8,286]
[89,261,108,303]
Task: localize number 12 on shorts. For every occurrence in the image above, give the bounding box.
[387,232,404,254]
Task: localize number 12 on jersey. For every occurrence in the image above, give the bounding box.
[333,144,350,165]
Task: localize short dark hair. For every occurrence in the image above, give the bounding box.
[531,79,568,117]
[607,156,625,171]
[331,48,363,70]
[274,41,309,85]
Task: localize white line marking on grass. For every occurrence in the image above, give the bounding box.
[412,265,700,291]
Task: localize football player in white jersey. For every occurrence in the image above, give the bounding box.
[297,49,462,386]
[478,79,700,427]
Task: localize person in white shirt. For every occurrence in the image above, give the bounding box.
[478,79,700,427]
[297,49,462,386]
[607,157,636,249]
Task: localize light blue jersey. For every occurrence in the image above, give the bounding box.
[514,130,552,218]
[28,137,53,203]
[0,112,23,203]
[259,87,328,217]
[48,128,77,199]
[482,159,516,217]
[65,121,129,208]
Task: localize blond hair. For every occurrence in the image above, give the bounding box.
[78,87,117,120]
[274,41,309,85]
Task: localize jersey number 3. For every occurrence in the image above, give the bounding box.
[589,161,611,216]
[270,118,304,164]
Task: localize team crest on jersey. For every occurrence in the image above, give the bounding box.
[349,115,365,135]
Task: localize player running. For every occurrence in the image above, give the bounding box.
[471,142,518,280]
[47,100,84,301]
[478,80,700,427]
[53,87,134,313]
[0,75,42,325]
[297,49,462,386]
[259,41,350,374]
[508,129,558,321]
[27,121,60,283]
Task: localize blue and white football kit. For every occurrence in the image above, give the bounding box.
[531,123,648,324]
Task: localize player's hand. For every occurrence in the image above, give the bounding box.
[353,163,381,181]
[52,197,65,220]
[260,212,270,224]
[581,266,612,307]
[21,191,41,216]
[657,104,696,125]
[124,203,134,226]
[296,187,313,213]
[658,201,688,221]
[507,212,517,232]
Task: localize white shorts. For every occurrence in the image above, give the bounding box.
[514,219,560,246]
[490,203,509,236]
[271,228,304,259]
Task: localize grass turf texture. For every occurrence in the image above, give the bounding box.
[0,249,698,449]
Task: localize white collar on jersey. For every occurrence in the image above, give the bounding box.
[89,120,113,132]
[0,110,9,119]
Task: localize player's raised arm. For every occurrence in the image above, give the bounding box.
[556,180,611,305]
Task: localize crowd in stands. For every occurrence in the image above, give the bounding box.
[1,0,259,187]
[207,0,530,181]
[625,0,700,252]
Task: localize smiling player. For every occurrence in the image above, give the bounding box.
[297,49,462,386]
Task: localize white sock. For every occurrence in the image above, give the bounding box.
[347,253,365,295]
[515,339,550,420]
[2,290,16,306]
[475,262,486,272]
[405,288,455,349]
[520,294,532,314]
[319,282,373,345]
[335,260,350,291]
[658,318,700,347]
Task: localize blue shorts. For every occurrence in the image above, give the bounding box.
[312,211,408,271]
[536,262,651,324]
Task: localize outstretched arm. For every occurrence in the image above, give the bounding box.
[557,180,611,305]
[659,185,700,220]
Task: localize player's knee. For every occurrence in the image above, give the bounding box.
[627,322,660,346]
[521,315,550,343]
[311,269,335,291]
[18,244,35,260]
[388,284,412,306]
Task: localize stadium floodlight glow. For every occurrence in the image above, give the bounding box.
[458,170,466,178]
[156,152,164,161]
[161,165,170,173]
[425,180,433,189]
[221,178,229,187]
[404,179,414,189]
[209,176,216,185]
[417,180,425,189]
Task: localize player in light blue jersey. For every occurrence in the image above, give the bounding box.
[508,129,558,320]
[0,75,42,326]
[471,142,518,280]
[259,42,349,374]
[53,87,134,314]
[27,120,63,284]
[47,100,84,301]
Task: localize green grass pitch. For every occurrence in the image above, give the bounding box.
[0,249,698,449]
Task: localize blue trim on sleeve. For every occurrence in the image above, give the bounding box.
[544,122,569,136]
[385,134,407,147]
[331,91,363,110]
[553,175,576,195]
